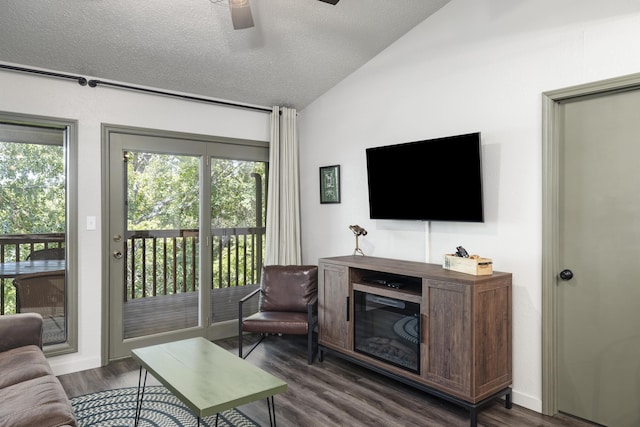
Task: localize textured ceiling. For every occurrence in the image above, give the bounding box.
[0,0,450,110]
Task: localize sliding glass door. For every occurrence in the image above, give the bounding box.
[106,126,267,360]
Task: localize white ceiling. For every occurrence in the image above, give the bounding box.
[0,0,450,110]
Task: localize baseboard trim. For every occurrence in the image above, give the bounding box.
[511,388,542,413]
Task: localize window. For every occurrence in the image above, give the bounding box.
[0,113,77,355]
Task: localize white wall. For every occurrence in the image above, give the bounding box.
[0,70,271,375]
[298,0,640,412]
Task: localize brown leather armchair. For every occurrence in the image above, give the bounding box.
[238,265,318,364]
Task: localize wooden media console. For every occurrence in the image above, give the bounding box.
[317,255,512,427]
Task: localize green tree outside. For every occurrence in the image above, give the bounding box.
[0,141,65,313]
[125,152,266,298]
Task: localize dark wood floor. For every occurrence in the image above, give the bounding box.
[58,334,597,427]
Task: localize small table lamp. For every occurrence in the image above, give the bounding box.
[349,225,367,256]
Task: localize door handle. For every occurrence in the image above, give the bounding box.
[346,296,350,322]
[559,269,574,281]
[113,250,123,259]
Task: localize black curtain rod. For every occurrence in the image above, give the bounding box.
[0,63,273,114]
[88,79,272,113]
[0,63,87,86]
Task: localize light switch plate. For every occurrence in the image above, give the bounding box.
[86,216,96,230]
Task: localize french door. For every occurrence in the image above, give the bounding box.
[106,127,267,360]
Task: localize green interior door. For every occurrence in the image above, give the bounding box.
[558,89,640,426]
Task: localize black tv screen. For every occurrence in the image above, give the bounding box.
[366,132,484,222]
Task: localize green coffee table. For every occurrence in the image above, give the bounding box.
[131,337,288,426]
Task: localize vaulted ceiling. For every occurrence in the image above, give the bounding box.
[0,0,450,110]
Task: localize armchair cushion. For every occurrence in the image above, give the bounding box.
[259,265,318,313]
[242,311,310,335]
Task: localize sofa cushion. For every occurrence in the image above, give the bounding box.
[0,313,43,352]
[0,375,76,427]
[0,345,53,389]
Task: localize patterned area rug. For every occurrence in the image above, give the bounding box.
[71,386,260,427]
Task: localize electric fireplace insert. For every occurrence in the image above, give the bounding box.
[353,290,420,374]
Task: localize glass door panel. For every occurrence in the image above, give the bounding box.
[210,158,266,324]
[123,151,200,339]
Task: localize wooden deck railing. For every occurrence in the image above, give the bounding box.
[1,229,265,314]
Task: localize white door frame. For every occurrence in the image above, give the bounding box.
[541,72,640,415]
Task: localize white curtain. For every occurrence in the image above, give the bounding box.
[264,106,302,265]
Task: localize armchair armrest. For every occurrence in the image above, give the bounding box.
[307,292,318,312]
[307,293,319,328]
[239,287,262,315]
[239,287,262,305]
[238,287,263,359]
[0,313,43,352]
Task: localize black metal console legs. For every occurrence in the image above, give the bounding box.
[319,346,512,427]
[468,387,512,427]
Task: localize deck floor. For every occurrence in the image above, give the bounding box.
[123,286,259,338]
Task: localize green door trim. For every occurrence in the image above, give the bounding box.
[541,72,640,416]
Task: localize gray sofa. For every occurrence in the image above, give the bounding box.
[0,313,76,427]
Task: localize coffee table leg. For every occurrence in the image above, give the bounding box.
[134,367,148,427]
[266,396,277,427]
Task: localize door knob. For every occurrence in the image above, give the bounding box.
[113,250,123,259]
[559,269,574,281]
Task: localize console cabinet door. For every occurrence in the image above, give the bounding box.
[473,279,512,399]
[422,279,472,397]
[318,263,350,350]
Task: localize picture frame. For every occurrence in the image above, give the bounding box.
[319,165,341,204]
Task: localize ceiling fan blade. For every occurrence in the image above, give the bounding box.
[229,0,254,29]
[317,0,340,4]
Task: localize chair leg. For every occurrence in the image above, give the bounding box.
[238,308,244,359]
[243,334,266,360]
[307,304,316,365]
[307,328,313,365]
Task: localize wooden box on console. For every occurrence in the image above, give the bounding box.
[443,254,493,275]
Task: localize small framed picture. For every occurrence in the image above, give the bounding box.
[319,165,341,204]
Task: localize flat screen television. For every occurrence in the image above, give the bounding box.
[366,132,484,222]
